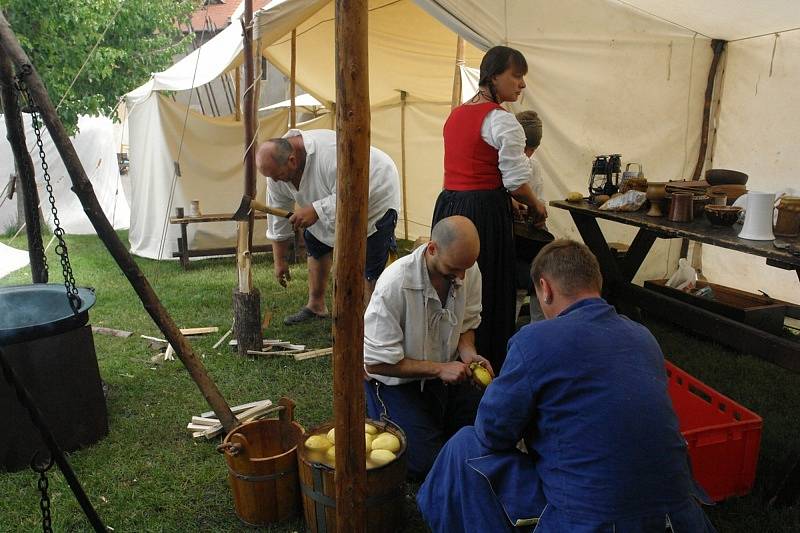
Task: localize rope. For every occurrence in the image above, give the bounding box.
[154,7,212,264]
[55,0,127,111]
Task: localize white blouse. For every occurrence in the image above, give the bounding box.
[480,109,533,192]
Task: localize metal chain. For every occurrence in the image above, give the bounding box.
[32,454,54,533]
[15,66,81,312]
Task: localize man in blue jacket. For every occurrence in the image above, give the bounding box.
[417,239,716,533]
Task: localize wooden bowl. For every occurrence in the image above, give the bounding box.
[704,205,743,226]
[705,169,748,186]
[707,184,747,205]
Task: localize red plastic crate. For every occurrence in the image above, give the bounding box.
[665,361,763,502]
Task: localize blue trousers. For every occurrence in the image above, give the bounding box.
[364,379,482,480]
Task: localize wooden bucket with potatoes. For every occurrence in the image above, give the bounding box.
[298,418,407,532]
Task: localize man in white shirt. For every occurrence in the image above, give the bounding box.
[256,129,401,325]
[363,216,493,479]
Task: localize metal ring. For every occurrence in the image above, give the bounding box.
[30,450,54,473]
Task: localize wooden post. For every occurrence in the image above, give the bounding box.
[290,29,297,128]
[0,51,46,283]
[0,13,239,434]
[233,0,263,357]
[450,36,465,110]
[333,0,368,530]
[234,66,241,121]
[399,90,408,240]
[683,39,725,259]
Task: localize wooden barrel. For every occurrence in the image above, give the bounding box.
[298,418,407,533]
[219,398,304,526]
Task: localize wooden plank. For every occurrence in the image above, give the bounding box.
[620,229,658,281]
[180,327,219,336]
[200,399,271,419]
[92,326,133,338]
[169,212,269,224]
[620,283,800,372]
[171,244,274,259]
[140,334,167,344]
[293,347,333,361]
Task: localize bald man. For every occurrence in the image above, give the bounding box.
[363,216,493,479]
[256,129,401,324]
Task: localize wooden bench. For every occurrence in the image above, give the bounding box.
[169,207,303,269]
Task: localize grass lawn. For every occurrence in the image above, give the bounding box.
[1,230,799,532]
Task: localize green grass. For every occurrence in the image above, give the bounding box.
[1,231,799,532]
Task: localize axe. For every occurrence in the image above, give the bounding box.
[233,194,293,221]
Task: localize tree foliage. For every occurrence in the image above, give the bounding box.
[1,0,198,131]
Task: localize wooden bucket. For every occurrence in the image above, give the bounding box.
[298,418,407,533]
[218,398,304,526]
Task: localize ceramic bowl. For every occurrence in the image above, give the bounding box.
[705,169,748,186]
[704,205,743,226]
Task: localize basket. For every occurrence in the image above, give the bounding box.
[666,361,762,501]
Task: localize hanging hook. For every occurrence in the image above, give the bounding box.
[30,450,54,473]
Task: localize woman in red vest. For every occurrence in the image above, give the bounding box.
[432,46,547,371]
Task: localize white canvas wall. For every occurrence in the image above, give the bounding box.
[0,114,129,236]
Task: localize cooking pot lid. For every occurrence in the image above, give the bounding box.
[0,284,96,346]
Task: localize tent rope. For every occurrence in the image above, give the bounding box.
[154,6,213,264]
[55,0,127,112]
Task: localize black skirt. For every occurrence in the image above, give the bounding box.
[432,188,516,371]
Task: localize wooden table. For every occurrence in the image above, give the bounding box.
[551,199,800,372]
[169,212,302,269]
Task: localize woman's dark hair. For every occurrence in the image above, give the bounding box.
[479,46,528,103]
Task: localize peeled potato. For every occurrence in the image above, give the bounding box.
[325,445,336,461]
[470,363,493,388]
[365,433,374,451]
[326,428,336,444]
[305,434,332,451]
[369,449,396,467]
[365,423,378,435]
[371,432,401,453]
[566,191,584,202]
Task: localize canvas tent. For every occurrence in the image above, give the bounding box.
[125,0,800,303]
[0,114,129,235]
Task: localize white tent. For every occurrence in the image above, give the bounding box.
[0,114,129,236]
[125,0,800,303]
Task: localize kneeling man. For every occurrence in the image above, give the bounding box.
[363,216,493,479]
[417,240,716,533]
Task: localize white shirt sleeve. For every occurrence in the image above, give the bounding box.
[363,280,406,367]
[529,156,545,200]
[480,109,532,192]
[460,264,483,333]
[265,179,295,242]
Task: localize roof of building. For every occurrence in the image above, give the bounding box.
[189,0,271,33]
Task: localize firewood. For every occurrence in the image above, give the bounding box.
[179,326,219,336]
[293,347,333,361]
[92,326,133,338]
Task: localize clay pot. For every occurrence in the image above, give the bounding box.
[668,192,694,222]
[774,196,800,238]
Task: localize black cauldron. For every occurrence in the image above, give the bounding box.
[0,284,107,471]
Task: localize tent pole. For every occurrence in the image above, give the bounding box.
[681,39,726,260]
[0,52,47,283]
[290,29,297,128]
[0,13,239,433]
[450,35,465,109]
[234,66,241,121]
[333,0,368,530]
[400,90,409,240]
[233,0,263,357]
